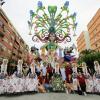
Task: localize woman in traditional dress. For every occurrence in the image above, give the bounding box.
[52,63,65,92]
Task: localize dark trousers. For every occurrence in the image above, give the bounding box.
[80,84,86,92]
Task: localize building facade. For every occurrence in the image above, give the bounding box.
[87,8,100,51]
[0,8,29,67]
[77,31,91,53]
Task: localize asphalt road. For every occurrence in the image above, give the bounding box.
[0,93,100,100]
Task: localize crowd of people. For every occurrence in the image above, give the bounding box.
[0,57,100,96]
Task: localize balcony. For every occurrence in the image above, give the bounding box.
[13,42,19,50]
[15,37,20,44]
[12,48,18,55]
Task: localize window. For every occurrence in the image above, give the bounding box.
[2,45,6,51]
[4,27,10,34]
[8,50,11,54]
[11,35,15,40]
[3,38,8,43]
[94,36,97,42]
[0,43,3,51]
[95,44,98,47]
[10,42,13,46]
[0,21,4,28]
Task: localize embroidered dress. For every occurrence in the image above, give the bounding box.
[52,67,65,92]
[52,73,65,92]
[86,78,93,93]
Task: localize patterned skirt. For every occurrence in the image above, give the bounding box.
[51,74,65,92]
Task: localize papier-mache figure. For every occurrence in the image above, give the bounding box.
[94,61,100,76]
[30,62,36,75]
[0,59,8,75]
[16,60,23,77]
[82,62,90,78]
[0,59,8,94]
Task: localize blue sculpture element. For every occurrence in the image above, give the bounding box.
[64,1,69,7]
[38,1,43,8]
[73,12,77,17]
[30,10,34,15]
[74,23,78,27]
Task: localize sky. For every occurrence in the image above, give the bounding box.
[1,0,100,50]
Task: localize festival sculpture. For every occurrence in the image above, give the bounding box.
[28,1,77,44]
[28,1,77,63]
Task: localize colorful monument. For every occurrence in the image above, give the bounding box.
[28,1,77,62]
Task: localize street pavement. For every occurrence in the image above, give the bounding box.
[0,93,100,100]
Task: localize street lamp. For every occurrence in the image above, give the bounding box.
[0,0,5,7]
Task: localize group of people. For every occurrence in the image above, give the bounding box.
[0,57,100,96]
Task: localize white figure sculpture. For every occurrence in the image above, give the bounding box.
[0,59,8,74]
[30,62,35,74]
[17,60,23,74]
[82,62,88,75]
[94,61,100,74]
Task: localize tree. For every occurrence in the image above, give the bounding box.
[78,49,100,75]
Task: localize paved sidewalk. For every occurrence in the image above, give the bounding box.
[0,93,100,100]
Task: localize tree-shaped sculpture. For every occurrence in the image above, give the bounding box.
[28,1,77,44]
